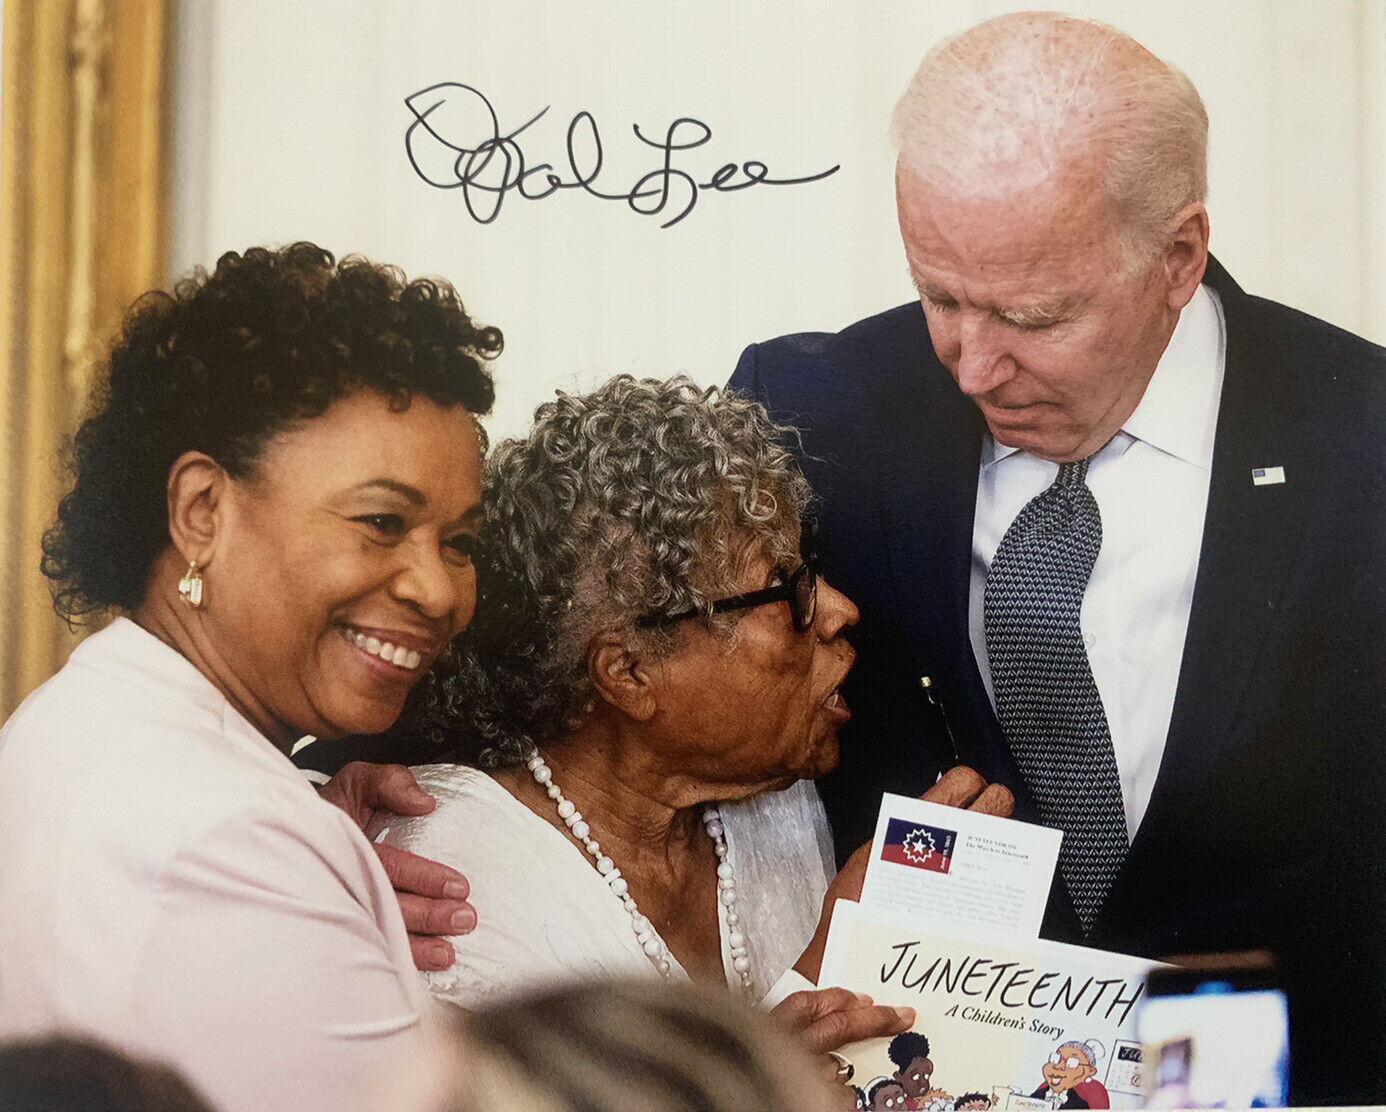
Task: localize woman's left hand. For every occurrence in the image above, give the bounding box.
[320,762,478,971]
[773,987,915,1108]
[772,986,915,1053]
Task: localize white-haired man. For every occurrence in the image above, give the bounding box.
[730,13,1385,1103]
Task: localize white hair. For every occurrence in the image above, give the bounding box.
[1062,1038,1105,1069]
[891,12,1208,264]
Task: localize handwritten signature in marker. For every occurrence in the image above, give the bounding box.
[403,82,840,229]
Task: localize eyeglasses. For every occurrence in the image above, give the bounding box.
[636,560,819,632]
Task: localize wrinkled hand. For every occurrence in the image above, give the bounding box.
[795,766,1014,983]
[773,987,916,1108]
[320,761,477,972]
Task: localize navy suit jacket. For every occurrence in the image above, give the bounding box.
[729,260,1386,1104]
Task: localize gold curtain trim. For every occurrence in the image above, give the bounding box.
[0,0,170,717]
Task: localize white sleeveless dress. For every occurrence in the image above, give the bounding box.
[374,765,835,1007]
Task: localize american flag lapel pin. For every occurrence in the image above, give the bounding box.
[1251,466,1286,486]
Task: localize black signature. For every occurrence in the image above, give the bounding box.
[403,82,840,229]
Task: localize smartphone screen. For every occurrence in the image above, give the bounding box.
[1137,964,1289,1108]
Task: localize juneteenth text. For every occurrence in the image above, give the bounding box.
[879,941,1145,1026]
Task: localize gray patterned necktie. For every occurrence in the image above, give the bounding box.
[984,457,1128,935]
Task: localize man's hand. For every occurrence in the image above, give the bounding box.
[772,987,916,1108]
[319,761,477,972]
[794,766,1014,983]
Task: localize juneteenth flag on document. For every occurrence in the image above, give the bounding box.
[879,817,958,873]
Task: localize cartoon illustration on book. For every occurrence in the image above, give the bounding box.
[886,1031,948,1109]
[821,802,1163,1110]
[864,1076,913,1109]
[1031,1039,1111,1109]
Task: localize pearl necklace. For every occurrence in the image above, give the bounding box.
[526,752,756,997]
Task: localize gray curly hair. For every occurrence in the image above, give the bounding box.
[414,374,814,768]
[1059,1039,1104,1069]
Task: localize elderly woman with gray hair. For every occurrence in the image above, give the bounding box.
[376,375,1008,1026]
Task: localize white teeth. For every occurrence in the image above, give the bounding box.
[347,628,424,670]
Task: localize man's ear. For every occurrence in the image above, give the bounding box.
[166,450,228,567]
[1162,202,1210,311]
[587,631,657,722]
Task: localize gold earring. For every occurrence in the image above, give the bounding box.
[178,561,204,608]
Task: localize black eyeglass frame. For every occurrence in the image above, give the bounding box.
[636,559,819,632]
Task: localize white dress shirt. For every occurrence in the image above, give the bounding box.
[0,619,431,1112]
[968,284,1226,838]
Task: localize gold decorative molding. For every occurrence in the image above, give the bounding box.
[0,0,170,717]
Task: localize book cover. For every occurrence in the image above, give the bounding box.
[820,902,1161,1111]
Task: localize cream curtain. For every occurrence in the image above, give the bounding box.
[0,0,170,718]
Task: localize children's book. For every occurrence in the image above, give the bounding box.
[821,903,1160,1111]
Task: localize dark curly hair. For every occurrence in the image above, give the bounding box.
[41,242,500,621]
[399,375,813,768]
[887,1031,931,1070]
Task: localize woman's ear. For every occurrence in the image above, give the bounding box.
[166,450,227,567]
[587,631,657,722]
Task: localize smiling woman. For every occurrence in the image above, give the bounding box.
[0,243,499,1112]
[178,389,486,744]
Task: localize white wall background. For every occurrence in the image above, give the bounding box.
[169,0,1386,443]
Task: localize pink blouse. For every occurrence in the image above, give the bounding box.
[0,619,431,1112]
